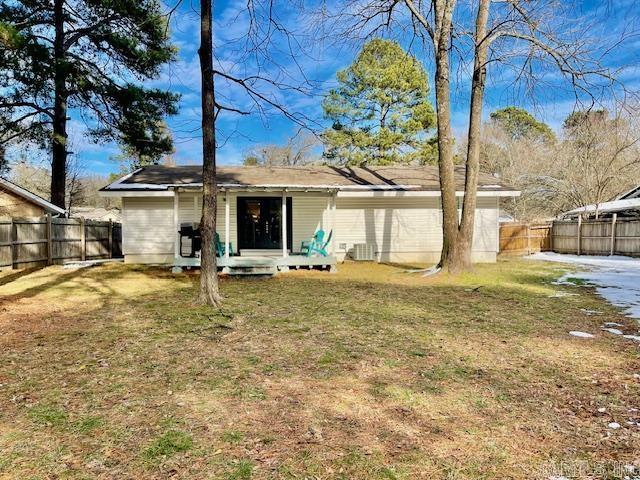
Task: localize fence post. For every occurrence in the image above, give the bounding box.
[610,213,617,256]
[108,220,113,259]
[526,224,531,256]
[577,216,582,256]
[10,218,16,270]
[80,218,86,261]
[47,214,53,265]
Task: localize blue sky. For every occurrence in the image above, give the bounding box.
[63,0,640,176]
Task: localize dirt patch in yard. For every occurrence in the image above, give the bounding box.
[0,260,639,479]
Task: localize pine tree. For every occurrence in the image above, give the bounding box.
[0,0,179,207]
[322,38,436,166]
[490,107,555,144]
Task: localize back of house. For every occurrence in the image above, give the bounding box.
[101,165,518,266]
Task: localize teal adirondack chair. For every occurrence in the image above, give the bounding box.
[215,232,234,257]
[301,229,332,257]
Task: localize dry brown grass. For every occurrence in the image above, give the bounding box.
[0,260,638,479]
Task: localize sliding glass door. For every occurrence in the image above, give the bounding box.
[237,197,292,251]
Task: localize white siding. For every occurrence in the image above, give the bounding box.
[293,194,330,251]
[122,197,174,262]
[177,192,237,254]
[122,190,499,264]
[176,191,330,255]
[334,195,499,263]
[473,196,499,254]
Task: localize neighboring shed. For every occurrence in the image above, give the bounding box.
[101,165,519,269]
[617,185,640,200]
[0,178,66,217]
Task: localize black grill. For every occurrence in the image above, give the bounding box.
[178,223,201,257]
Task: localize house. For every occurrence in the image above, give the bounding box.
[559,184,640,220]
[100,165,519,271]
[70,206,122,223]
[0,177,66,217]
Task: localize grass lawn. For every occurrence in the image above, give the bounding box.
[0,259,639,479]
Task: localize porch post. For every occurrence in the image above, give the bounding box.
[330,190,337,255]
[173,189,180,261]
[224,190,230,258]
[282,190,288,258]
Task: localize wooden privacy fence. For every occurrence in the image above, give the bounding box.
[552,215,640,257]
[499,223,552,255]
[0,215,122,269]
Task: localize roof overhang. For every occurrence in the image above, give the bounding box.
[0,177,66,215]
[100,182,520,198]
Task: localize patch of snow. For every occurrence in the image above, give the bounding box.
[602,328,624,335]
[530,253,640,319]
[569,331,595,338]
[623,335,640,342]
[581,308,603,315]
[608,422,621,429]
[597,407,607,413]
[604,322,623,327]
[421,266,441,277]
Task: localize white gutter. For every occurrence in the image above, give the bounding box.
[101,181,520,196]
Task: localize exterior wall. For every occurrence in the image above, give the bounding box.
[176,191,330,255]
[121,190,499,264]
[122,197,174,264]
[0,187,46,217]
[334,195,498,263]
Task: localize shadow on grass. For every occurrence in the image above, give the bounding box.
[0,267,41,287]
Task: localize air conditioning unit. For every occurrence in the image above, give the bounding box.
[352,243,375,261]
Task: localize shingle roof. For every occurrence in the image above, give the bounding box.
[103,165,515,192]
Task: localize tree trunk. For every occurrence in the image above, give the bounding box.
[433,0,459,270]
[198,0,222,306]
[450,0,491,272]
[51,0,67,209]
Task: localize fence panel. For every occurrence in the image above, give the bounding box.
[580,219,612,256]
[499,223,551,255]
[0,215,122,269]
[549,217,640,257]
[0,220,12,267]
[614,219,640,256]
[551,221,579,254]
[13,217,48,267]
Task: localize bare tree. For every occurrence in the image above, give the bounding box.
[320,0,631,272]
[549,107,640,216]
[243,130,320,166]
[480,106,640,220]
[185,0,317,305]
[197,0,222,306]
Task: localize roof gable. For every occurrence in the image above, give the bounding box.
[0,178,66,215]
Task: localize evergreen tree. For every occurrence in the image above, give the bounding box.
[489,107,555,144]
[322,39,436,165]
[0,0,179,207]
